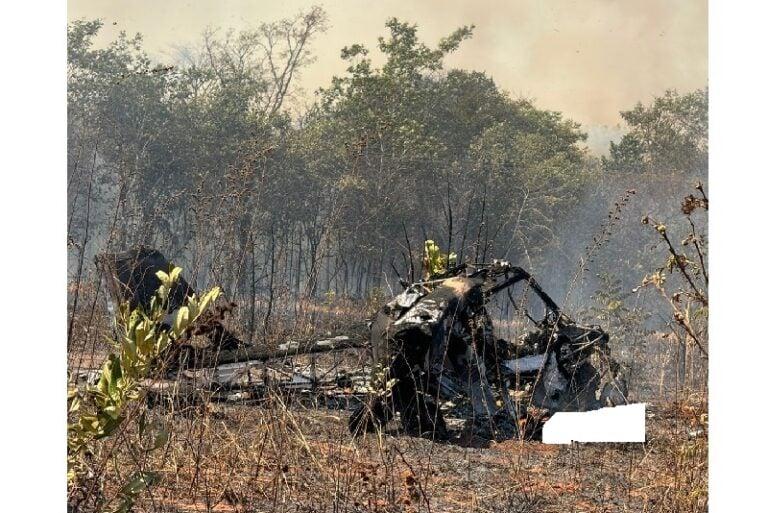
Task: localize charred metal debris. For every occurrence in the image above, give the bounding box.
[89,248,628,442]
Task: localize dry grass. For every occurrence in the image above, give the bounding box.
[68,287,707,513]
[82,393,706,513]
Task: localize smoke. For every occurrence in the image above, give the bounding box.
[582,124,626,157]
[534,167,707,327]
[69,0,707,143]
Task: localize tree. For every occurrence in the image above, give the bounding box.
[70,13,592,307]
[67,9,328,254]
[300,18,589,285]
[603,89,708,176]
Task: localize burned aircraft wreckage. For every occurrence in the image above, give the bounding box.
[92,248,628,441]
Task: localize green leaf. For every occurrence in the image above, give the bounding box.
[97,354,121,398]
[155,270,170,286]
[199,286,221,313]
[95,415,123,439]
[69,262,222,505]
[173,306,190,337]
[120,471,159,496]
[110,471,160,513]
[169,266,182,284]
[142,422,169,452]
[68,394,81,414]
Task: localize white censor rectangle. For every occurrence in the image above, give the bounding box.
[542,403,646,444]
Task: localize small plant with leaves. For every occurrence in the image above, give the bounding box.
[68,266,220,511]
[422,240,457,280]
[581,272,651,394]
[636,182,708,359]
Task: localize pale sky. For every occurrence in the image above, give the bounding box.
[68,0,708,154]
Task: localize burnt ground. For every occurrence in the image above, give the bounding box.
[68,301,707,513]
[105,396,706,513]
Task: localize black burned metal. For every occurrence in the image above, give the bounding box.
[95,248,194,314]
[93,248,627,442]
[349,260,628,440]
[95,247,243,352]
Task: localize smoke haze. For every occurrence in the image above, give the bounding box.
[68,0,707,153]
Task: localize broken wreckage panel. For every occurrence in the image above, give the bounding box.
[90,248,630,442]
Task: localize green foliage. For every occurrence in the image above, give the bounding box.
[603,89,708,175]
[579,273,652,396]
[362,363,399,399]
[68,13,703,310]
[68,267,220,510]
[557,90,708,322]
[68,14,592,291]
[422,240,456,279]
[301,18,589,267]
[113,471,160,513]
[586,273,652,342]
[67,10,328,249]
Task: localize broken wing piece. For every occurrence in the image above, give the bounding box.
[95,247,243,353]
[95,247,194,315]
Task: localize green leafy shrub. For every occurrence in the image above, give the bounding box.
[422,240,456,279]
[68,267,220,511]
